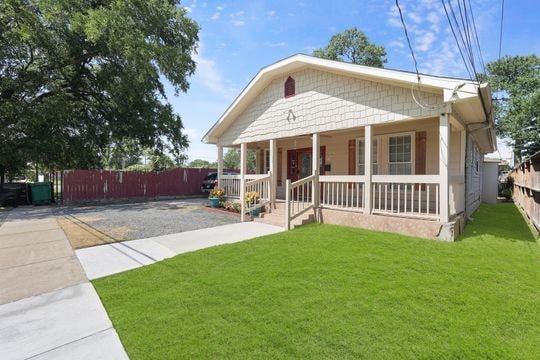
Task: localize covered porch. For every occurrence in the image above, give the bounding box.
[216,114,467,232]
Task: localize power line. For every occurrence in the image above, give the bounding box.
[498,0,505,59]
[466,0,487,76]
[442,0,475,80]
[394,0,420,81]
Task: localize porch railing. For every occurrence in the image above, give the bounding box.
[245,174,271,212]
[285,175,315,230]
[222,174,267,198]
[319,175,365,212]
[371,175,440,220]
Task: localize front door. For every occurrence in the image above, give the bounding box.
[287,146,326,182]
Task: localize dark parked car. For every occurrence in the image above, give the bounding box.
[200,172,237,193]
[0,183,31,207]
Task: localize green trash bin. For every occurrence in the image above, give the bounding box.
[30,182,52,205]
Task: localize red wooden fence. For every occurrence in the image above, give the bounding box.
[62,168,215,203]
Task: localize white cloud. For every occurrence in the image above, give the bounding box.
[415,31,436,52]
[408,12,422,24]
[210,12,220,20]
[263,41,287,47]
[216,5,224,11]
[193,52,234,97]
[388,40,405,49]
[267,10,276,16]
[231,20,245,26]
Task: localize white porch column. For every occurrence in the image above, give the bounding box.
[217,146,223,188]
[365,125,373,214]
[269,139,277,208]
[312,133,320,209]
[440,113,450,223]
[240,143,247,222]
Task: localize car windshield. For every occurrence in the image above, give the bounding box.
[203,173,217,181]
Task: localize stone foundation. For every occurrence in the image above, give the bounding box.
[318,208,463,241]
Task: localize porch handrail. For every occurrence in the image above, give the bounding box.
[372,174,440,184]
[245,173,271,213]
[285,175,315,230]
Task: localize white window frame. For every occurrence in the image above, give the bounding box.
[387,131,415,175]
[356,136,380,175]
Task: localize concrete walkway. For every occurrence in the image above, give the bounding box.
[0,208,128,360]
[76,222,285,280]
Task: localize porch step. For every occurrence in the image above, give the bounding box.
[253,203,315,229]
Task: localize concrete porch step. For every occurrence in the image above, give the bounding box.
[254,203,315,229]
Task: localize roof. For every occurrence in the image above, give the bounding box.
[203,53,496,152]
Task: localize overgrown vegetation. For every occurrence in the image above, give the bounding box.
[95,203,538,359]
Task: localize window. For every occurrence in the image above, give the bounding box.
[388,134,412,174]
[264,149,270,173]
[284,76,295,98]
[356,137,378,175]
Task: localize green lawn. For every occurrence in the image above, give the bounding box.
[94,203,539,359]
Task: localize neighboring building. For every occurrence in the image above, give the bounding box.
[203,54,496,240]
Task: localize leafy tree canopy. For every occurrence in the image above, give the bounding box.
[485,55,540,161]
[188,159,217,168]
[313,27,387,67]
[0,0,199,179]
[223,149,256,172]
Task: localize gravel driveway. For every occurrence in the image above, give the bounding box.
[55,198,239,249]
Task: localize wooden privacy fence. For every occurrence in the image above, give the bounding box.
[511,151,540,231]
[62,168,215,203]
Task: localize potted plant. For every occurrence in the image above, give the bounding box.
[208,187,225,208]
[245,191,261,216]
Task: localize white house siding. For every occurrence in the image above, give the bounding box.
[218,68,443,146]
[466,135,483,218]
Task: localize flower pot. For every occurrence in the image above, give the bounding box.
[208,198,220,208]
[249,207,261,217]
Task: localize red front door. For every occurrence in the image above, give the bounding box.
[287,146,326,182]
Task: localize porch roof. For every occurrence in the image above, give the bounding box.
[203,54,496,153]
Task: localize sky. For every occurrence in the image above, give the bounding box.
[166,0,540,165]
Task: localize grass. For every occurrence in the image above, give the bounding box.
[94,203,539,359]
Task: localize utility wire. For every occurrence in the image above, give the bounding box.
[394,0,420,81]
[498,0,505,59]
[442,0,475,80]
[467,0,487,76]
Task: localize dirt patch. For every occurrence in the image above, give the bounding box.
[57,216,134,249]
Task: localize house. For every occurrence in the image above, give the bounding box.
[202,54,496,241]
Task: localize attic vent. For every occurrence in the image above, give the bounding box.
[284,76,295,98]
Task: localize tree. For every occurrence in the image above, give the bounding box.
[485,55,540,161]
[0,0,199,181]
[188,159,217,168]
[223,149,256,172]
[313,27,386,67]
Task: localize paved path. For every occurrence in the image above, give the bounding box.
[0,207,128,360]
[76,222,285,279]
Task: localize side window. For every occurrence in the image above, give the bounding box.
[388,134,412,175]
[284,76,295,98]
[356,137,378,175]
[264,149,270,173]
